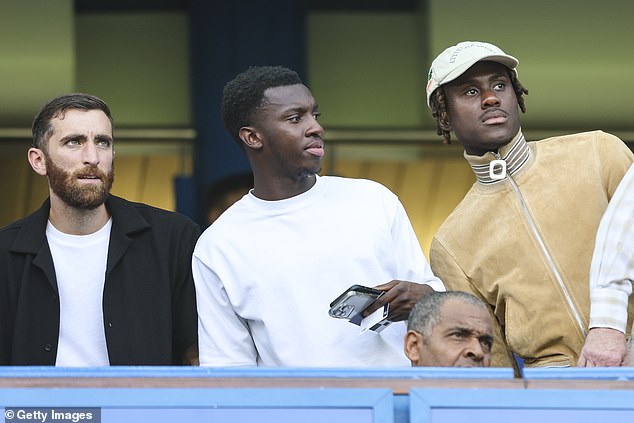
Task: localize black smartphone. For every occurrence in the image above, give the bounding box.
[328,284,384,319]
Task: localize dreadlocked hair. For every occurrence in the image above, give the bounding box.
[430,70,529,145]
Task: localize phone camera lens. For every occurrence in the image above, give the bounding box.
[333,304,354,318]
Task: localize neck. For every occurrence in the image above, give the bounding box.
[252,173,317,201]
[48,194,110,235]
[465,131,531,184]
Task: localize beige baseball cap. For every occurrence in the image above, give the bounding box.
[426,41,519,107]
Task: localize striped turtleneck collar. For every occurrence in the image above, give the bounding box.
[464,130,531,184]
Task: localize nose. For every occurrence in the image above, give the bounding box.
[481,88,501,109]
[82,142,100,165]
[306,116,325,138]
[464,338,485,362]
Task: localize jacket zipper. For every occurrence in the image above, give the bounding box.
[493,152,587,338]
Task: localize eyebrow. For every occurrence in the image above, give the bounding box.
[486,72,510,83]
[449,326,492,340]
[283,102,319,112]
[452,72,510,88]
[95,134,114,142]
[59,133,113,143]
[451,327,474,335]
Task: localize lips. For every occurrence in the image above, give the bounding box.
[305,140,325,157]
[481,109,508,125]
[76,168,105,182]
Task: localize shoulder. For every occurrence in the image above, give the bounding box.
[534,130,626,148]
[319,175,397,200]
[0,214,33,237]
[433,184,477,230]
[0,202,48,249]
[0,219,25,247]
[108,195,200,233]
[532,131,632,166]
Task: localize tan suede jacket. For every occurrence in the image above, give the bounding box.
[430,130,634,369]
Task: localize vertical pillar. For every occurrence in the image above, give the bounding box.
[187,0,306,223]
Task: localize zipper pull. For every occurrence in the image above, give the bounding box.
[489,152,507,180]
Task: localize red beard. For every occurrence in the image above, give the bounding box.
[46,157,114,210]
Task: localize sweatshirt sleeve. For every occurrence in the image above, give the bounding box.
[192,243,258,367]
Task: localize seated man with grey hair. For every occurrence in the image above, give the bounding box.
[404,291,493,367]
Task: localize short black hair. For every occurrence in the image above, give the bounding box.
[32,93,113,151]
[221,66,303,147]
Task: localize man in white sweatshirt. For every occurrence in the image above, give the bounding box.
[193,65,444,367]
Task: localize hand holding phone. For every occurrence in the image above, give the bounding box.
[328,284,383,319]
[328,285,391,333]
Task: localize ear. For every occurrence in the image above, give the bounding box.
[239,126,263,151]
[27,148,48,176]
[404,330,423,366]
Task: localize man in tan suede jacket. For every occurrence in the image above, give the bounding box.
[426,41,634,370]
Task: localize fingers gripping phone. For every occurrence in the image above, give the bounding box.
[329,285,391,332]
[329,285,383,319]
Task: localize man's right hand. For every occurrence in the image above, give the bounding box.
[577,327,626,367]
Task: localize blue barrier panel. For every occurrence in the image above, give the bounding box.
[410,388,634,423]
[0,366,515,379]
[0,366,516,423]
[0,388,393,423]
[524,367,634,380]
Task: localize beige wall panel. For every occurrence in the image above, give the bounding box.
[110,156,145,203]
[327,158,365,179]
[139,155,182,211]
[398,159,441,256]
[426,159,474,237]
[0,157,31,225]
[1,154,50,227]
[360,161,404,194]
[397,157,473,256]
[25,175,49,216]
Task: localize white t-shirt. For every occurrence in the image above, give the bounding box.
[193,175,444,367]
[46,218,112,366]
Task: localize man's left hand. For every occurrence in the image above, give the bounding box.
[363,280,435,322]
[577,327,626,367]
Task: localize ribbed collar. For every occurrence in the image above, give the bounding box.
[464,130,531,184]
[244,175,322,215]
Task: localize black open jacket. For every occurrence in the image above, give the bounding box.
[0,195,199,365]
